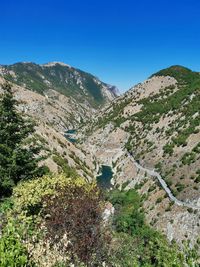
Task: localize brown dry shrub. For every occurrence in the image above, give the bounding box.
[42,183,110,266]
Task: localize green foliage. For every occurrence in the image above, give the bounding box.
[109,189,144,235]
[94,97,132,129]
[12,174,83,216]
[175,182,185,192]
[1,175,199,266]
[125,137,133,152]
[0,83,48,197]
[163,144,174,156]
[0,174,105,267]
[0,220,31,267]
[181,143,200,166]
[0,197,13,213]
[156,197,163,204]
[152,65,198,84]
[52,154,77,177]
[107,189,194,266]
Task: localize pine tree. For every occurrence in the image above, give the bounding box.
[0,83,48,197]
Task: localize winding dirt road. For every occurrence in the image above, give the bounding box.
[128,153,200,210]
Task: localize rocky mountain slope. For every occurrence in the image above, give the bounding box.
[80,66,200,247]
[0,61,118,181]
[0,84,93,181]
[0,62,118,125]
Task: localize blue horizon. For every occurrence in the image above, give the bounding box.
[0,0,200,92]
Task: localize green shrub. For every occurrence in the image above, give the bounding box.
[107,189,189,266]
[0,220,31,267]
[156,197,163,204]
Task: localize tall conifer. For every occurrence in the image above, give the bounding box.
[0,83,47,197]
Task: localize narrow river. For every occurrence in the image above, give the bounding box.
[97,165,113,189]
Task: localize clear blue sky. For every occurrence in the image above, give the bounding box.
[0,0,200,92]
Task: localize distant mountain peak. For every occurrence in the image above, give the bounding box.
[0,61,117,108]
[107,85,120,96]
[41,62,72,68]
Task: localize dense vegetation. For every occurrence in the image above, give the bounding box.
[1,176,198,266]
[107,189,198,266]
[0,174,104,267]
[152,65,200,84]
[0,83,48,197]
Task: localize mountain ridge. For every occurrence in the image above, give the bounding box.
[0,61,119,108]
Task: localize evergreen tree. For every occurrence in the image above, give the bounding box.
[0,83,47,197]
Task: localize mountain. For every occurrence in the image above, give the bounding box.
[0,61,118,109]
[0,64,200,265]
[0,62,119,131]
[0,76,96,183]
[80,65,200,247]
[0,62,118,182]
[0,60,119,182]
